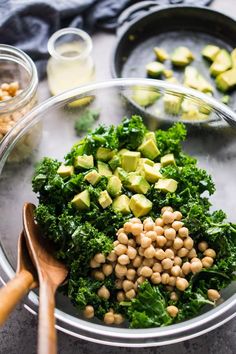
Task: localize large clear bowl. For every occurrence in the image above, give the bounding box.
[0,79,236,347]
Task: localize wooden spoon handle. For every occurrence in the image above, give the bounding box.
[38,281,57,354]
[0,270,34,326]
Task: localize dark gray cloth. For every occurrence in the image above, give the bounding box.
[0,0,213,79]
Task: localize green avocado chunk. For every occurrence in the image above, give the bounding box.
[71,190,90,210]
[127,175,150,194]
[114,167,128,182]
[163,69,174,78]
[112,194,131,215]
[108,155,121,171]
[161,153,175,167]
[84,170,101,185]
[96,147,115,162]
[132,88,160,107]
[98,190,112,209]
[155,178,178,193]
[163,93,183,115]
[74,155,94,169]
[153,47,169,62]
[97,161,112,177]
[129,194,152,217]
[210,49,232,77]
[146,62,164,78]
[171,47,194,67]
[201,45,220,61]
[215,68,236,92]
[221,95,230,104]
[231,48,236,67]
[143,163,162,183]
[138,139,160,160]
[184,67,213,93]
[107,176,122,197]
[144,131,156,143]
[57,164,74,177]
[121,151,141,172]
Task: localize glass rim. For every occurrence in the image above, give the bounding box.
[47,27,93,61]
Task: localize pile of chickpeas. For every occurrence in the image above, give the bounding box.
[0,81,22,101]
[83,206,221,324]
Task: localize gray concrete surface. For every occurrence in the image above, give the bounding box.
[1,0,236,353]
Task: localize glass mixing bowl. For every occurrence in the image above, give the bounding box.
[0,79,236,347]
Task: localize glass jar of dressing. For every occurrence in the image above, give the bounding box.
[47,28,95,96]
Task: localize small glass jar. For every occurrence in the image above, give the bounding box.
[0,44,38,142]
[47,28,95,96]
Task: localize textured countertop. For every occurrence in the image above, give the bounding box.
[1,0,236,353]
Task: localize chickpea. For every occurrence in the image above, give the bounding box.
[94,253,106,264]
[93,270,105,281]
[114,314,124,325]
[170,291,179,301]
[172,221,184,231]
[173,237,184,250]
[131,223,143,236]
[136,276,146,285]
[154,226,164,235]
[143,258,155,267]
[187,248,197,259]
[165,248,175,259]
[83,305,94,319]
[115,279,123,289]
[115,264,127,278]
[124,222,133,233]
[207,289,221,302]
[161,273,170,284]
[114,244,127,256]
[176,277,189,291]
[151,272,161,284]
[107,250,117,262]
[9,81,19,94]
[161,206,173,213]
[1,83,9,91]
[143,217,153,225]
[184,237,194,250]
[144,220,155,231]
[128,239,136,247]
[90,258,100,268]
[132,255,143,268]
[152,262,163,273]
[118,232,129,245]
[156,235,167,247]
[167,305,179,318]
[168,276,177,287]
[190,257,199,263]
[174,256,182,266]
[202,256,214,268]
[140,266,153,277]
[123,280,134,292]
[155,218,164,227]
[126,268,136,281]
[190,260,203,273]
[141,236,152,248]
[98,286,110,299]
[117,228,125,235]
[155,249,166,260]
[126,289,136,299]
[113,240,119,247]
[173,211,182,221]
[117,291,125,302]
[198,241,208,252]
[135,234,143,245]
[182,262,191,275]
[137,266,142,276]
[178,227,189,238]
[104,312,114,325]
[146,230,157,241]
[144,245,156,259]
[163,224,171,230]
[164,228,176,241]
[102,264,113,277]
[171,265,181,277]
[177,247,189,258]
[118,254,130,265]
[126,246,136,260]
[162,258,173,270]
[162,211,175,224]
[204,248,216,258]
[138,247,145,256]
[130,217,142,224]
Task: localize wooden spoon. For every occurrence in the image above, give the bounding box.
[0,231,37,326]
[23,202,68,354]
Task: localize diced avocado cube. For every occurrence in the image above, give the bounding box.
[221,95,230,104]
[57,164,74,177]
[146,61,164,78]
[132,88,160,107]
[138,158,155,167]
[181,111,209,121]
[161,153,175,167]
[163,69,174,78]
[163,93,183,115]
[114,167,128,182]
[98,190,112,209]
[155,178,178,193]
[171,47,194,67]
[74,155,94,169]
[113,195,131,215]
[129,194,152,217]
[231,48,236,67]
[210,49,232,77]
[138,139,160,160]
[166,77,179,85]
[97,161,112,177]
[96,147,115,162]
[215,68,236,92]
[184,67,213,93]
[71,190,90,210]
[108,155,121,171]
[127,175,150,194]
[154,162,161,170]
[144,132,156,143]
[84,170,101,185]
[143,163,162,183]
[121,151,141,172]
[153,47,169,62]
[107,176,122,197]
[201,45,220,61]
[118,148,129,156]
